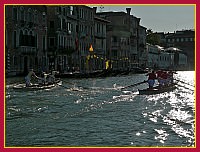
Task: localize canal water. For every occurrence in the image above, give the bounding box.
[5,71,195,147]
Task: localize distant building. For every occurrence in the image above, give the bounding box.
[5,5,47,76]
[165,47,187,70]
[95,7,145,71]
[146,43,187,70]
[165,30,195,70]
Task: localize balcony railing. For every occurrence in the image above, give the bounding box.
[18,46,37,54]
[94,32,106,39]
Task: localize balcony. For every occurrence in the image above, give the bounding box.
[94,32,106,39]
[18,46,37,55]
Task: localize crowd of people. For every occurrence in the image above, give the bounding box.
[25,69,58,87]
[146,69,177,89]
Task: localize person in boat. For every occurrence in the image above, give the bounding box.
[41,72,49,85]
[25,69,39,87]
[47,71,57,84]
[168,70,177,84]
[146,70,157,89]
[156,70,163,87]
[160,71,169,86]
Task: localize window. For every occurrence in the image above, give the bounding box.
[63,7,66,16]
[58,7,61,14]
[19,30,23,46]
[67,22,71,31]
[35,34,38,48]
[20,7,24,21]
[70,6,74,15]
[29,31,33,46]
[28,8,32,22]
[49,37,55,47]
[80,8,83,18]
[43,36,46,51]
[42,12,46,23]
[112,36,117,42]
[50,21,54,29]
[34,11,38,23]
[13,7,18,20]
[62,19,66,29]
[24,30,28,45]
[13,31,17,48]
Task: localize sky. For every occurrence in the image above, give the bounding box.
[89,5,195,33]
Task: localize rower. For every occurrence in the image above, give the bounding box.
[25,69,39,87]
[160,71,169,86]
[156,70,163,87]
[47,71,57,84]
[146,70,156,89]
[168,70,177,84]
[41,72,49,85]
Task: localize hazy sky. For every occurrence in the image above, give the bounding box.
[89,5,195,33]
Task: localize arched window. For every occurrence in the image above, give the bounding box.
[28,8,32,22]
[24,30,28,45]
[19,30,24,46]
[34,10,38,23]
[29,31,33,46]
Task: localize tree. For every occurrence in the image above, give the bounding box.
[146,29,160,45]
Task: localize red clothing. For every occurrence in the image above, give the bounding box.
[147,72,156,80]
[156,70,163,78]
[161,72,168,79]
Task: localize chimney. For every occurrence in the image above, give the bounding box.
[126,8,131,15]
[93,7,97,13]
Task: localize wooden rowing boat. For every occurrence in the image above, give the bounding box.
[138,83,176,95]
[13,80,62,91]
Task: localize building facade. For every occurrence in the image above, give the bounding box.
[5,5,47,76]
[5,5,191,77]
[146,43,187,70]
[46,5,108,73]
[96,8,145,71]
[93,15,110,71]
[165,30,195,70]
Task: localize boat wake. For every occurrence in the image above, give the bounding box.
[112,91,138,101]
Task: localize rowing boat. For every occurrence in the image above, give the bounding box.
[138,83,176,95]
[13,80,62,91]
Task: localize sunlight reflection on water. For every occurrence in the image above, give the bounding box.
[6,71,195,146]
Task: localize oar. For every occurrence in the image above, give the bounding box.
[121,80,147,90]
[59,85,70,89]
[175,79,195,87]
[61,79,74,85]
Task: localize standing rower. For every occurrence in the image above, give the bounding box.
[25,69,38,87]
[146,70,157,89]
